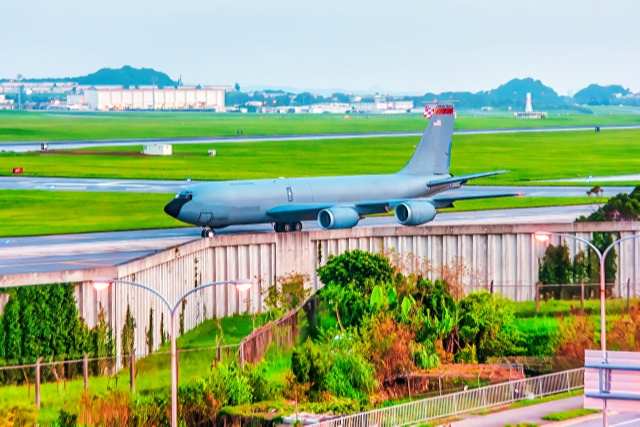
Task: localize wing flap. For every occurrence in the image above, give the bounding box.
[429,191,519,208]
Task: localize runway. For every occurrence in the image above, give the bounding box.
[2,123,639,153]
[0,176,632,196]
[0,204,601,276]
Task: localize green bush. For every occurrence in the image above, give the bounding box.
[207,360,253,406]
[513,318,559,356]
[317,250,396,329]
[458,292,523,362]
[291,337,376,401]
[317,250,395,295]
[246,362,278,402]
[323,350,376,400]
[291,339,331,391]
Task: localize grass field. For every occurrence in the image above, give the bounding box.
[3,129,640,185]
[1,110,639,142]
[0,314,264,424]
[0,190,604,237]
[542,408,599,421]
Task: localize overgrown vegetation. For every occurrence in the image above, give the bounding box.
[0,284,113,383]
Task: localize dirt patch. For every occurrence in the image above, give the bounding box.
[41,149,146,157]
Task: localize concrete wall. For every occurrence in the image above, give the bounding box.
[3,222,640,358]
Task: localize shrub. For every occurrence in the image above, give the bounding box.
[207,360,253,406]
[318,250,395,295]
[361,314,416,384]
[458,292,523,362]
[608,302,640,351]
[291,339,331,392]
[0,404,38,427]
[179,381,219,425]
[265,273,310,320]
[246,362,278,402]
[323,350,376,400]
[556,312,596,363]
[513,318,559,356]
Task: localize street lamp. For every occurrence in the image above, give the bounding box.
[534,231,640,427]
[93,278,253,427]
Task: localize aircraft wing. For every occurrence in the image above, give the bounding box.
[428,191,520,208]
[266,191,519,222]
[428,170,508,187]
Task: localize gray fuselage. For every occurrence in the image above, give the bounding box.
[171,173,447,228]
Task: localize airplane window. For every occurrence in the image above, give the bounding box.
[177,191,193,200]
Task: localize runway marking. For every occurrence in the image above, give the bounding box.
[612,418,640,427]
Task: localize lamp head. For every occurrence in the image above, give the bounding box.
[534,232,551,243]
[92,280,112,291]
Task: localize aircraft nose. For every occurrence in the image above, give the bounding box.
[164,197,189,218]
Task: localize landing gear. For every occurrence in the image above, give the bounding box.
[274,221,302,233]
[200,228,215,238]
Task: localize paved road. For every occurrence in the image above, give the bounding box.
[0,176,632,197]
[452,396,584,427]
[0,204,600,276]
[452,396,640,427]
[2,124,639,153]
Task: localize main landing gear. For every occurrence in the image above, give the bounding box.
[200,227,215,238]
[274,222,303,233]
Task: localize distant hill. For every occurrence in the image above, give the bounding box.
[4,66,178,87]
[573,84,631,105]
[420,78,568,110]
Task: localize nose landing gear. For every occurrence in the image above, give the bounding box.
[274,222,302,233]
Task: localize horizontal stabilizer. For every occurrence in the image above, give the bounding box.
[428,170,508,187]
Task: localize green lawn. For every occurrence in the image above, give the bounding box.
[0,190,182,236]
[3,129,640,185]
[542,408,599,421]
[1,111,639,142]
[0,190,603,237]
[0,314,264,424]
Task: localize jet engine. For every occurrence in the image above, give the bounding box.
[395,200,437,226]
[317,207,360,229]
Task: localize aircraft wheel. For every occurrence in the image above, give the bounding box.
[201,228,214,238]
[274,223,283,233]
[283,223,292,232]
[293,221,303,232]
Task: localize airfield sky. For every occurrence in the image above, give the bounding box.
[2,0,638,95]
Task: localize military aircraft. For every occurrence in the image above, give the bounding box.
[164,105,514,237]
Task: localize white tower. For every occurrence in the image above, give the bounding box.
[525,92,533,113]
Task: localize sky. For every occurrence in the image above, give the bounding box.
[1,0,638,95]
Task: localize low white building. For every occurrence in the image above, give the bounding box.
[143,144,173,156]
[82,86,228,111]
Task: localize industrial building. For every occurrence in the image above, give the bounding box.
[79,86,228,111]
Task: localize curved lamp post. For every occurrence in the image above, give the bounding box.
[534,231,640,427]
[93,278,252,427]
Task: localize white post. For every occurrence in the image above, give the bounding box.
[170,310,178,427]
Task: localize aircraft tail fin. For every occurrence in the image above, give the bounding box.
[399,104,455,176]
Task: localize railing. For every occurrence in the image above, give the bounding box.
[0,343,239,409]
[318,368,584,427]
[238,306,300,365]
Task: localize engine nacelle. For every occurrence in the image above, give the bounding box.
[317,207,360,229]
[395,200,437,226]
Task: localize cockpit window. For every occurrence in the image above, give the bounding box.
[176,191,193,200]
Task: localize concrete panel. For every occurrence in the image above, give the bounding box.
[5,222,640,358]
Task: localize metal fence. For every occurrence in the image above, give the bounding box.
[0,343,239,409]
[318,368,584,427]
